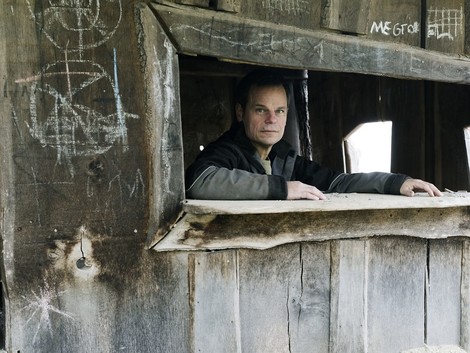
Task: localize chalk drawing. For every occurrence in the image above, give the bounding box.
[21,0,140,178]
[21,281,75,344]
[370,21,420,37]
[175,23,292,56]
[427,7,463,40]
[154,37,180,197]
[26,0,122,58]
[261,0,310,16]
[128,168,145,199]
[18,54,139,177]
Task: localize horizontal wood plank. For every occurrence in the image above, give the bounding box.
[154,199,470,251]
[152,3,470,84]
[183,192,470,215]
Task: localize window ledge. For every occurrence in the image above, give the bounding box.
[152,192,470,252]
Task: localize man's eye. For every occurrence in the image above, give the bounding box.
[276,109,286,115]
[256,108,267,114]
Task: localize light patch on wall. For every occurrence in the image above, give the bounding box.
[343,121,392,173]
[464,127,470,183]
[50,226,100,281]
[21,280,75,344]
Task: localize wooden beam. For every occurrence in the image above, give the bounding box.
[151,3,470,85]
[136,4,185,248]
[153,194,470,251]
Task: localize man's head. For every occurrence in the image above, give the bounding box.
[234,69,290,159]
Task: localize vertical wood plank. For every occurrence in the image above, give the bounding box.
[238,244,300,353]
[461,240,470,350]
[367,0,421,46]
[138,4,185,247]
[425,0,465,55]
[330,240,367,353]
[217,0,242,13]
[431,82,470,191]
[190,250,240,353]
[289,242,331,353]
[308,72,380,172]
[175,0,210,7]
[466,0,470,55]
[179,72,233,169]
[238,243,330,353]
[427,239,462,346]
[382,78,426,180]
[367,237,426,353]
[239,0,322,31]
[321,0,372,34]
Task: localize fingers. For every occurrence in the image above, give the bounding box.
[287,181,327,200]
[400,179,442,197]
[303,188,327,200]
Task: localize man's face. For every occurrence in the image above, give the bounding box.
[236,84,288,158]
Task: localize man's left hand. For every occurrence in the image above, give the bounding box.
[400,178,442,197]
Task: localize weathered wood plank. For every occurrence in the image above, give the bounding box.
[189,251,240,353]
[329,240,367,353]
[217,0,241,13]
[367,0,421,46]
[466,0,470,55]
[461,240,470,350]
[237,244,301,352]
[0,1,16,349]
[238,243,330,353]
[383,78,426,180]
[179,73,233,169]
[154,204,470,251]
[321,0,371,34]
[238,0,322,31]
[367,237,426,352]
[289,242,331,353]
[431,82,470,191]
[425,0,465,55]
[137,4,185,247]
[152,3,470,84]
[427,239,462,346]
[308,72,380,172]
[175,0,210,7]
[182,193,470,215]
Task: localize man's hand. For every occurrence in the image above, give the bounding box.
[400,178,442,197]
[287,181,327,200]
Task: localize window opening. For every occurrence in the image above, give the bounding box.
[343,121,393,173]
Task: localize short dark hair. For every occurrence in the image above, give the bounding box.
[235,68,290,109]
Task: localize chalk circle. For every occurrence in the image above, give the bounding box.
[28,60,129,157]
[27,0,122,52]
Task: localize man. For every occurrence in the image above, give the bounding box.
[185,69,442,200]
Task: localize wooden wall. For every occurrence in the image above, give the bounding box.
[1,0,470,352]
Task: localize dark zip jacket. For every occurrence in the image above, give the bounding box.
[185,125,408,200]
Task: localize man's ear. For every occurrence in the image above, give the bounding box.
[235,103,244,122]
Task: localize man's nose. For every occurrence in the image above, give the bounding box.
[265,111,277,123]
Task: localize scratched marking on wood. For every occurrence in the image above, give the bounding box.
[20,280,75,344]
[18,0,139,178]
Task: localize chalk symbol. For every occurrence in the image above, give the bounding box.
[427,7,463,40]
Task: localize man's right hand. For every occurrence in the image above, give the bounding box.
[287,181,327,200]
